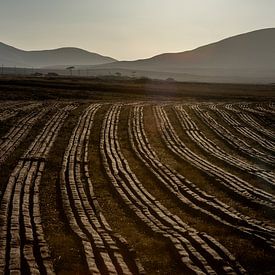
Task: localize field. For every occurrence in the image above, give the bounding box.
[0,77,275,274]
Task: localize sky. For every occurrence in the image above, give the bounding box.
[0,0,274,60]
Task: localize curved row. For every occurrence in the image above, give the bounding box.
[60,104,144,275]
[128,105,275,249]
[0,110,18,122]
[224,103,275,141]
[191,104,275,165]
[212,105,275,153]
[153,105,275,211]
[174,105,275,187]
[0,102,42,122]
[0,104,54,166]
[100,104,246,275]
[0,104,76,274]
[256,103,275,115]
[236,102,275,116]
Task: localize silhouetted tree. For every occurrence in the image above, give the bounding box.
[66,66,75,76]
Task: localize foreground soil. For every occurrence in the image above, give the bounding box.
[0,76,274,274]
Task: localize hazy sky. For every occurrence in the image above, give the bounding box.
[0,0,274,60]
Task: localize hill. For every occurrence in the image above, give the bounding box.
[1,28,275,83]
[0,42,117,68]
[92,28,275,81]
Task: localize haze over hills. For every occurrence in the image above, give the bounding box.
[93,28,275,74]
[0,42,117,67]
[1,28,275,83]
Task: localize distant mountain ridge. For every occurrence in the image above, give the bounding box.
[0,43,117,67]
[94,28,275,72]
[1,28,275,83]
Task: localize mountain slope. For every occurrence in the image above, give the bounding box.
[95,28,275,73]
[0,43,117,67]
[1,28,274,83]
